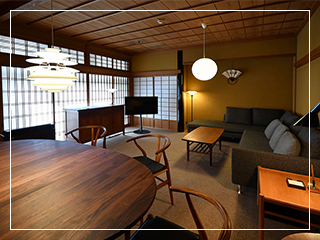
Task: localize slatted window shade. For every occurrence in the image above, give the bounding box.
[134,77,154,119]
[114,76,129,125]
[134,75,177,123]
[2,66,52,131]
[90,53,129,71]
[89,74,113,106]
[54,73,87,140]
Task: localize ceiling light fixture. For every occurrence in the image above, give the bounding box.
[25,0,78,93]
[157,18,163,24]
[222,69,242,85]
[191,23,218,81]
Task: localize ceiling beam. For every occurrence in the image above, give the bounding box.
[0,0,49,23]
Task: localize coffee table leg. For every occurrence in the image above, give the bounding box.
[186,141,189,161]
[219,137,222,151]
[209,144,213,166]
[258,194,265,240]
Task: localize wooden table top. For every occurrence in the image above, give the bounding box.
[0,140,156,240]
[258,166,320,215]
[182,126,224,144]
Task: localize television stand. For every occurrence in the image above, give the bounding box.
[134,114,150,134]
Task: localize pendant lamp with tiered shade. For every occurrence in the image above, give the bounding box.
[26,0,78,93]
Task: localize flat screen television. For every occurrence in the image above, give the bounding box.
[125,96,158,115]
[125,96,158,134]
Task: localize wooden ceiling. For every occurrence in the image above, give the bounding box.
[1,0,319,55]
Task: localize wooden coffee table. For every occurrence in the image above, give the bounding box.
[182,126,224,166]
[258,166,320,240]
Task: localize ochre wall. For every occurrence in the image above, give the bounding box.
[130,36,298,131]
[183,38,295,126]
[295,7,320,116]
[131,51,177,72]
[184,57,294,124]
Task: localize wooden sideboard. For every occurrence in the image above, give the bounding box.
[64,105,125,142]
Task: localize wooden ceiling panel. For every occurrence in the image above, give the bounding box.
[214,1,241,11]
[239,0,265,9]
[284,11,308,21]
[224,20,244,30]
[263,13,285,24]
[169,22,189,31]
[245,25,263,33]
[174,11,198,21]
[262,23,282,31]
[288,1,316,10]
[281,20,304,29]
[243,17,263,27]
[240,9,264,19]
[220,11,243,23]
[193,3,218,18]
[160,0,190,9]
[3,0,318,55]
[228,28,246,36]
[202,15,223,26]
[183,18,205,29]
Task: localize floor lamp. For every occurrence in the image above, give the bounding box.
[187,91,197,122]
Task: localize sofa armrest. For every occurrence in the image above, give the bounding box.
[232,147,320,189]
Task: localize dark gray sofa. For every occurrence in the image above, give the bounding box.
[187,107,284,141]
[232,111,320,191]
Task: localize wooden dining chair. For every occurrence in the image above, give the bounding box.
[126,134,174,205]
[65,125,107,148]
[128,186,232,240]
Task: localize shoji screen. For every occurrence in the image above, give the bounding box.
[133,75,177,131]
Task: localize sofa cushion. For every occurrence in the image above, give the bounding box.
[280,111,300,127]
[297,127,320,159]
[225,107,252,125]
[252,108,284,126]
[273,131,301,156]
[264,119,282,139]
[269,123,289,149]
[239,130,272,152]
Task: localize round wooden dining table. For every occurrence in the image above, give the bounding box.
[0,139,156,240]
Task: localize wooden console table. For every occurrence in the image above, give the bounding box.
[65,105,124,142]
[258,166,320,240]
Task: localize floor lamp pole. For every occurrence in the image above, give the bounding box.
[191,95,194,122]
[187,91,197,123]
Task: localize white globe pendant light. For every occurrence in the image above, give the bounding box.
[192,23,218,81]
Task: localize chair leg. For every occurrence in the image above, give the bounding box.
[166,170,174,205]
[124,230,130,240]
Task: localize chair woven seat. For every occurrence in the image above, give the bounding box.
[133,156,167,174]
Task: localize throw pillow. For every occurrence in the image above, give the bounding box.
[273,131,301,156]
[224,107,252,125]
[264,119,281,139]
[269,123,289,149]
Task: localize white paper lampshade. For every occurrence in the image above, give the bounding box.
[191,58,218,81]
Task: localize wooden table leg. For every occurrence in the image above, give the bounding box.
[258,194,265,240]
[219,137,222,151]
[209,144,213,166]
[186,141,189,161]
